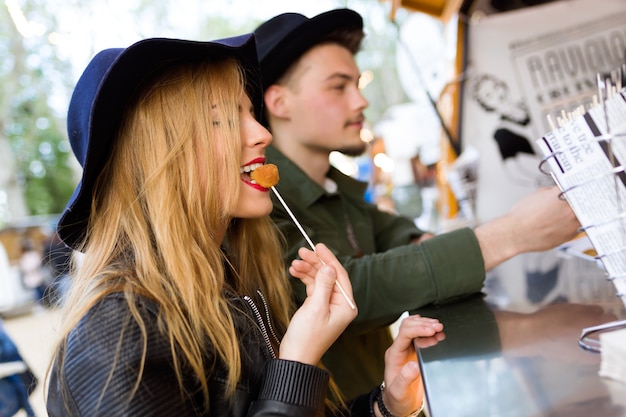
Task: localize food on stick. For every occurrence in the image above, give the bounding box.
[251,164,279,188]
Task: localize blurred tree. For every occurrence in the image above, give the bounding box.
[0,0,408,227]
[354,2,410,122]
[1,0,76,223]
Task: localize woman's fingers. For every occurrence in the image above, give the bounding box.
[289,243,355,309]
[289,247,319,287]
[289,259,314,280]
[294,248,314,265]
[313,243,354,302]
[385,316,443,373]
[312,243,343,271]
[414,332,446,349]
[307,265,338,305]
[380,315,444,416]
[384,315,444,382]
[394,316,444,348]
[280,256,357,364]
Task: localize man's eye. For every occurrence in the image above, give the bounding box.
[212,120,221,126]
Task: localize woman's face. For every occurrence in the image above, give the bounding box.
[475,76,509,110]
[231,93,274,219]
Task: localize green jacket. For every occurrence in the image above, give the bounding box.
[267,146,486,399]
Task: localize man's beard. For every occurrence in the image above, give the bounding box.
[337,142,367,157]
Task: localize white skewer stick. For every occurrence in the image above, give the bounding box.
[271,186,356,310]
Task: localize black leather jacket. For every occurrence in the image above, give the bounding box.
[47,292,375,416]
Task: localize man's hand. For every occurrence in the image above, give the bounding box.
[474,186,580,271]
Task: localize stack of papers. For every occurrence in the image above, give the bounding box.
[600,328,626,384]
[536,87,626,308]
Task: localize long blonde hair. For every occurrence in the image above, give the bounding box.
[51,56,293,409]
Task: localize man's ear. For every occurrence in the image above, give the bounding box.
[264,84,290,119]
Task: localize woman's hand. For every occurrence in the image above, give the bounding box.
[379,315,444,417]
[281,243,357,365]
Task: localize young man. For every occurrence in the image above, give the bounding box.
[254,9,580,399]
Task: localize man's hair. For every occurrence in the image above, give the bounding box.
[321,27,365,55]
[275,27,365,89]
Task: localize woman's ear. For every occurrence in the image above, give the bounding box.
[263,85,290,119]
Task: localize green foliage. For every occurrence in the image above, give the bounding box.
[1,0,75,218]
[8,105,74,215]
[0,0,408,220]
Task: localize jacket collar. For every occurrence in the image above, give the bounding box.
[266,145,368,208]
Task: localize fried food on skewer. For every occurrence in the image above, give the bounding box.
[251,164,280,188]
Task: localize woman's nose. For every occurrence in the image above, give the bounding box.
[243,116,272,147]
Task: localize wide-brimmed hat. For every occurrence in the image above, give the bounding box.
[254,9,363,90]
[58,34,262,250]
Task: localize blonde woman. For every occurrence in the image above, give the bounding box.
[46,34,443,417]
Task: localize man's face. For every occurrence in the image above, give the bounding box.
[283,43,369,156]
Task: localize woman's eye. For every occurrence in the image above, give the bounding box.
[213,120,235,128]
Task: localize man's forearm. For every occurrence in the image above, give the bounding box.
[474,215,519,272]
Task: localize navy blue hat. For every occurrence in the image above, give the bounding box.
[58,34,262,250]
[254,9,363,90]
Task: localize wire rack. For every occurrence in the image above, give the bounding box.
[537,67,626,352]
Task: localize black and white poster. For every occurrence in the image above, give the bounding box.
[463,0,626,220]
[461,0,626,310]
